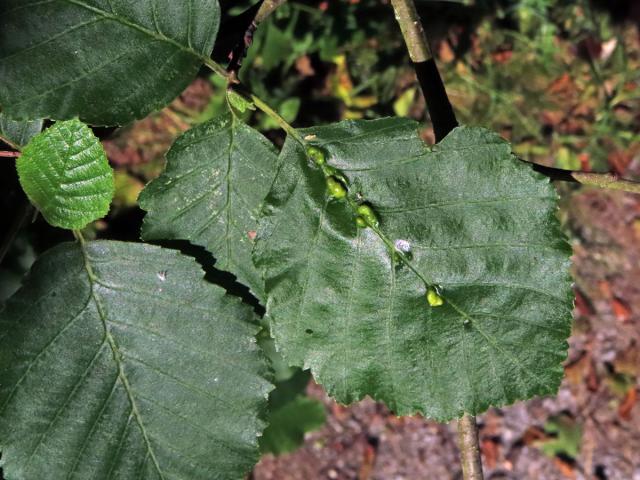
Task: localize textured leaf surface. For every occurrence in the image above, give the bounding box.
[16,119,114,229]
[0,113,42,149]
[0,240,272,479]
[254,119,573,420]
[140,113,279,300]
[0,0,219,125]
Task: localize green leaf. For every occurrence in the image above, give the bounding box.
[0,240,272,479]
[140,113,279,301]
[0,113,42,149]
[0,1,220,125]
[258,328,326,455]
[260,389,325,455]
[254,119,573,421]
[260,370,325,456]
[226,90,256,114]
[16,119,114,230]
[538,415,582,459]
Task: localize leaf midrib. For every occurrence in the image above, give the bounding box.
[78,240,166,480]
[302,141,558,395]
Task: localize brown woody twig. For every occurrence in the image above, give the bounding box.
[458,415,485,480]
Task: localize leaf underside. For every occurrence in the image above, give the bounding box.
[0,112,43,149]
[16,119,114,230]
[0,241,272,480]
[0,0,219,125]
[254,119,573,421]
[140,112,279,301]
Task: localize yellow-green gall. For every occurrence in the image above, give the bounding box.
[321,164,337,177]
[426,287,444,307]
[355,216,367,228]
[307,146,326,165]
[326,176,347,199]
[356,204,379,227]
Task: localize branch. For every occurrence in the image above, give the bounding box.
[530,163,640,195]
[390,0,458,142]
[226,0,288,75]
[254,0,287,24]
[389,0,431,63]
[457,414,484,480]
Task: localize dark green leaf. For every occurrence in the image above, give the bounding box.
[254,119,573,420]
[16,119,114,229]
[0,1,220,125]
[0,240,272,479]
[140,113,279,300]
[0,113,42,149]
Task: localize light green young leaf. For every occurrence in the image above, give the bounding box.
[0,1,220,125]
[0,240,272,480]
[227,90,256,113]
[0,113,42,149]
[139,112,279,301]
[16,119,114,230]
[254,118,573,421]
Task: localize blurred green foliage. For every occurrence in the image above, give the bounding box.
[209,0,640,174]
[537,414,582,460]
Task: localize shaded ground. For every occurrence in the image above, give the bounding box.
[252,186,640,480]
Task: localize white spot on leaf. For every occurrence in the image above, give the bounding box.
[394,239,411,253]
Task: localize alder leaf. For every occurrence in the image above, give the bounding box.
[140,113,279,301]
[0,240,272,480]
[16,119,114,230]
[0,113,42,149]
[0,0,220,125]
[254,118,573,421]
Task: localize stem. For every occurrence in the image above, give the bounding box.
[390,0,458,142]
[202,4,301,143]
[530,163,640,195]
[224,0,288,75]
[390,0,432,62]
[457,414,484,480]
[391,2,480,478]
[254,0,287,24]
[204,57,232,79]
[248,91,304,143]
[72,229,86,246]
